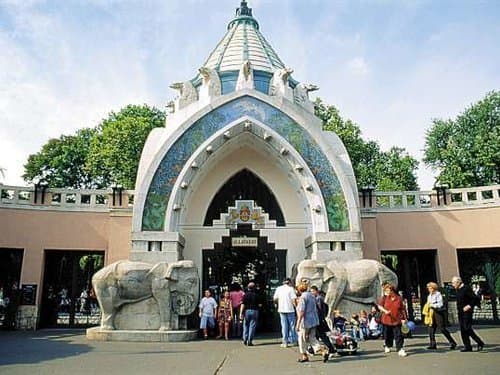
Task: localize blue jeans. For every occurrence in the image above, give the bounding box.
[243,309,259,343]
[279,312,297,344]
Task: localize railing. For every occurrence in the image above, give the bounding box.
[1,184,499,212]
[361,184,500,211]
[0,185,134,211]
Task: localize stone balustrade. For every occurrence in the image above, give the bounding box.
[359,184,500,212]
[0,184,134,211]
[1,183,499,213]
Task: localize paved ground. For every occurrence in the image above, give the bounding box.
[0,326,499,375]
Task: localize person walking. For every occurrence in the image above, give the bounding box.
[239,282,261,346]
[377,283,408,357]
[229,283,244,338]
[310,286,336,361]
[451,276,485,352]
[424,282,457,350]
[198,289,217,339]
[273,278,297,347]
[296,283,328,363]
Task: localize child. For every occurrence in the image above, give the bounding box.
[199,290,217,339]
[333,310,347,333]
[216,291,233,340]
[359,310,369,339]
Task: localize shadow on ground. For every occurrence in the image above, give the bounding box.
[0,329,92,366]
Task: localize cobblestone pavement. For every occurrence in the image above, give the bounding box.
[0,326,499,375]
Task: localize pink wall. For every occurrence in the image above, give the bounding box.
[1,205,499,303]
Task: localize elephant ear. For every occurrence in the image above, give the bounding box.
[167,261,200,315]
[172,291,198,315]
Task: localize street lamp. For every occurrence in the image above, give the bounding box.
[360,185,375,208]
[111,183,124,206]
[33,178,48,204]
[433,182,449,206]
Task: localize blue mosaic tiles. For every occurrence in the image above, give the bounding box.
[142,96,349,232]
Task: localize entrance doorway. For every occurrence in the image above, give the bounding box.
[40,250,104,328]
[0,248,23,328]
[202,224,286,331]
[381,250,438,321]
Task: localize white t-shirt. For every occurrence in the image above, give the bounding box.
[273,284,297,313]
[199,297,217,317]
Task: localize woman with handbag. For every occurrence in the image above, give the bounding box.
[426,282,457,350]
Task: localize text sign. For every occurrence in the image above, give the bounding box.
[232,237,258,247]
[21,284,37,305]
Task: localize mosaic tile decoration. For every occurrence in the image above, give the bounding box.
[142,96,349,232]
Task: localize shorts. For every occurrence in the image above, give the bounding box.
[200,315,216,329]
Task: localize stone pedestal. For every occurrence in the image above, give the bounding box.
[86,327,197,342]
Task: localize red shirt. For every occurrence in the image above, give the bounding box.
[230,290,245,309]
[379,294,407,326]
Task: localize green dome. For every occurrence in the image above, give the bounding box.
[202,1,285,74]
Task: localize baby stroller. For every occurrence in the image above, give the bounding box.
[330,323,359,355]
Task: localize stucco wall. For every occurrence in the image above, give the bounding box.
[1,204,499,303]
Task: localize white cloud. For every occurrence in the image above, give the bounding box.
[347,57,370,76]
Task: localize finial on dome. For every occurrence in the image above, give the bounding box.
[236,1,253,17]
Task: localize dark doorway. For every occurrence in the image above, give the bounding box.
[40,250,104,328]
[0,248,24,328]
[202,224,286,331]
[457,248,499,322]
[381,250,438,321]
[204,169,285,226]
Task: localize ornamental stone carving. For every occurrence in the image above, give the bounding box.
[295,259,398,318]
[270,67,294,100]
[92,260,199,331]
[294,83,319,113]
[199,67,222,100]
[170,81,198,110]
[236,60,254,91]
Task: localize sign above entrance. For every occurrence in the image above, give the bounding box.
[214,200,277,229]
[232,237,258,247]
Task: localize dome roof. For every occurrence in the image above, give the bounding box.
[202,1,285,74]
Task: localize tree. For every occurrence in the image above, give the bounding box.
[23,128,97,188]
[23,104,166,189]
[86,105,166,189]
[423,91,500,188]
[314,98,418,190]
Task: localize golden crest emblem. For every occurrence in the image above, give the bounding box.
[239,205,251,221]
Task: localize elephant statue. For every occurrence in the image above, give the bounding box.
[92,260,199,331]
[295,259,398,317]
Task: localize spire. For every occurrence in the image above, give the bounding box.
[236,1,252,17]
[228,0,259,30]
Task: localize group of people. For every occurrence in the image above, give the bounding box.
[198,282,259,344]
[198,275,486,363]
[424,277,485,352]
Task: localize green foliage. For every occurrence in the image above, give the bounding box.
[314,98,418,190]
[423,91,500,188]
[86,105,166,189]
[23,104,165,189]
[23,128,97,188]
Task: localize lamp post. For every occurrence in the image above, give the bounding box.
[433,183,449,206]
[33,178,48,204]
[360,185,375,208]
[111,183,124,207]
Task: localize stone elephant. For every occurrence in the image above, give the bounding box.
[295,259,398,317]
[92,260,199,331]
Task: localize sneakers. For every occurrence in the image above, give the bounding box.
[280,343,288,348]
[384,347,391,354]
[398,349,408,357]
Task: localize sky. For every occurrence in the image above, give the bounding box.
[0,0,499,190]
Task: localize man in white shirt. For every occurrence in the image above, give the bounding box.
[273,278,298,347]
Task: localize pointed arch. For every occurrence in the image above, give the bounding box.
[203,169,285,226]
